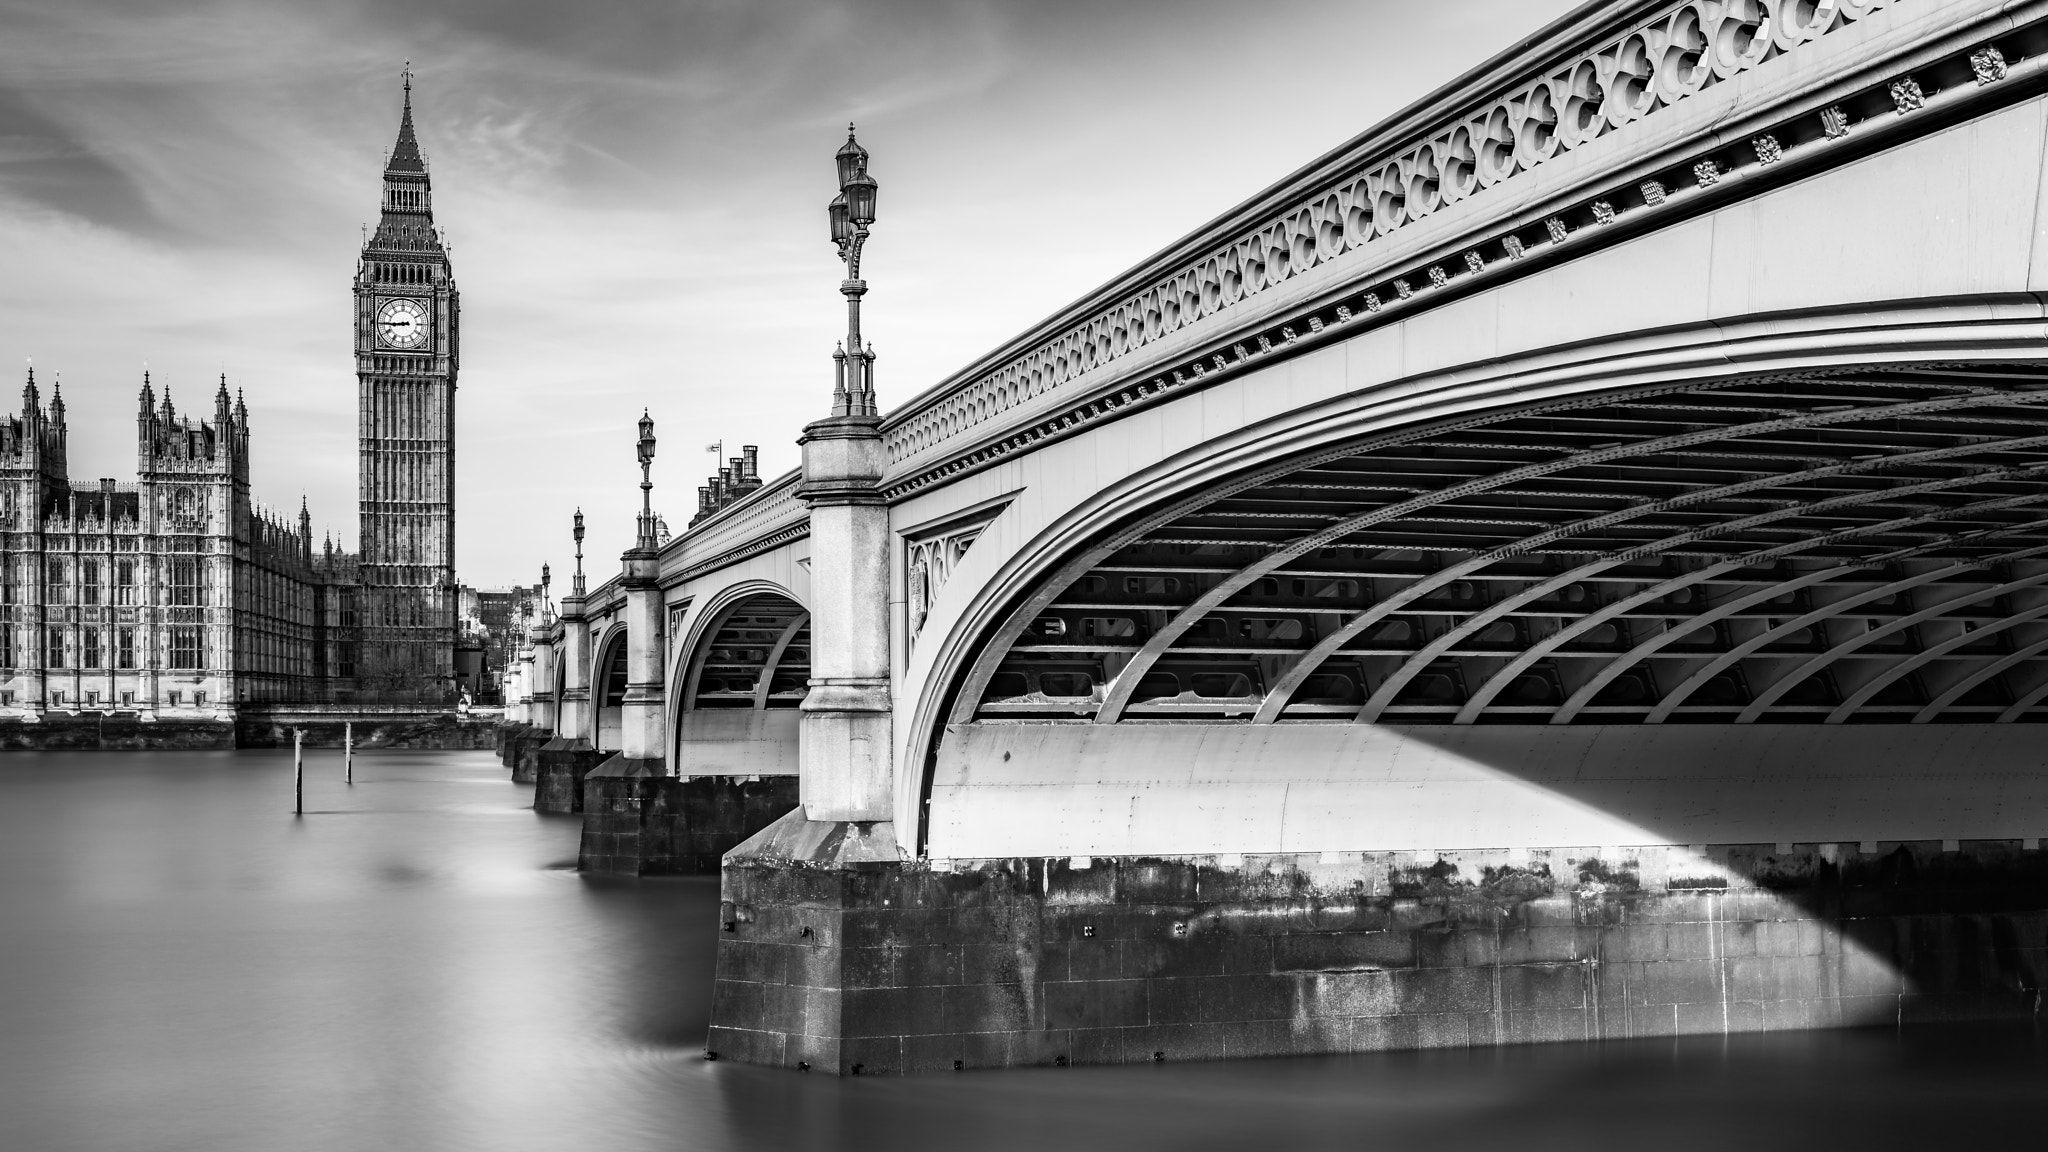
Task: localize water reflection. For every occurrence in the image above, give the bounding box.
[0,750,2040,1152]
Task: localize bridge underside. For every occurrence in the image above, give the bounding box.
[713,365,2048,1074]
[685,595,810,712]
[965,365,2048,730]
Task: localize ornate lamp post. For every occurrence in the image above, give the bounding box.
[540,563,552,622]
[552,506,596,761]
[595,406,670,776]
[635,410,658,549]
[828,125,879,417]
[572,508,586,595]
[791,123,894,827]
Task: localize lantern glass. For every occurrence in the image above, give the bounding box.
[835,130,868,190]
[637,411,656,464]
[573,509,584,544]
[828,193,851,243]
[845,172,877,226]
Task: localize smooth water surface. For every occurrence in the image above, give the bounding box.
[0,749,2042,1151]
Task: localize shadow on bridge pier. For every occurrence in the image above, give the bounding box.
[707,722,2048,1075]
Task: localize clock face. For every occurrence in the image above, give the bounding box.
[376,297,430,350]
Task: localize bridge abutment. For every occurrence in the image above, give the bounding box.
[708,828,2048,1074]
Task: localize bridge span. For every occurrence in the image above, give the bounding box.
[500,0,2048,1072]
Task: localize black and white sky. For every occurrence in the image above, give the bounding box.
[0,0,1576,585]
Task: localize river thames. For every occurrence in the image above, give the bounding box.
[1,749,2042,1151]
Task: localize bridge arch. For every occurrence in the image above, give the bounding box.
[669,580,808,776]
[591,624,629,753]
[903,305,2048,851]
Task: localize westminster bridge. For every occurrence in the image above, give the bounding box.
[498,0,2048,1073]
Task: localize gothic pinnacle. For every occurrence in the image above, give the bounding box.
[387,64,425,175]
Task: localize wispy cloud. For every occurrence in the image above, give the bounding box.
[0,0,1578,582]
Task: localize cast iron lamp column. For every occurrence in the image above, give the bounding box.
[557,510,594,746]
[617,411,668,771]
[798,126,895,833]
[530,565,557,736]
[513,598,536,726]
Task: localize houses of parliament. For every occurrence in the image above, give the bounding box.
[0,82,460,716]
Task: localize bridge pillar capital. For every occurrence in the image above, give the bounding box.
[797,414,886,505]
[618,548,661,587]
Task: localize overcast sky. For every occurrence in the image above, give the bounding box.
[0,0,1577,587]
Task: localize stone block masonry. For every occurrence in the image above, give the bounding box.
[0,715,236,750]
[708,835,2048,1074]
[528,738,601,802]
[0,710,496,750]
[532,739,596,812]
[580,772,799,876]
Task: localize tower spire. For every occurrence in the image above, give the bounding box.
[371,64,438,249]
[387,64,425,177]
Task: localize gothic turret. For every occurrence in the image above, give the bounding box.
[6,366,68,495]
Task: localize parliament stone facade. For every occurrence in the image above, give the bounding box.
[0,81,459,719]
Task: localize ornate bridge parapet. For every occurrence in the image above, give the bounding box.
[877,0,2043,501]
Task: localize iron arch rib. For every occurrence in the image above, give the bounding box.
[1554,538,2048,724]
[1111,388,2048,724]
[1914,635,2048,723]
[1254,438,2048,722]
[751,612,811,709]
[683,594,809,711]
[1454,489,2048,724]
[1823,604,2048,724]
[1379,465,2048,724]
[954,370,2048,730]
[1654,566,2048,723]
[1996,678,2048,722]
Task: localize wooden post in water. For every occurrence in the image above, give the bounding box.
[292,729,304,815]
[344,722,353,785]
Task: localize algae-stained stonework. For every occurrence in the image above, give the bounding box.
[710,841,2048,1073]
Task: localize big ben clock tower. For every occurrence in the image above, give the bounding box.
[354,70,458,701]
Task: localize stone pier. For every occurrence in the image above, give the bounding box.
[708,822,2048,1074]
